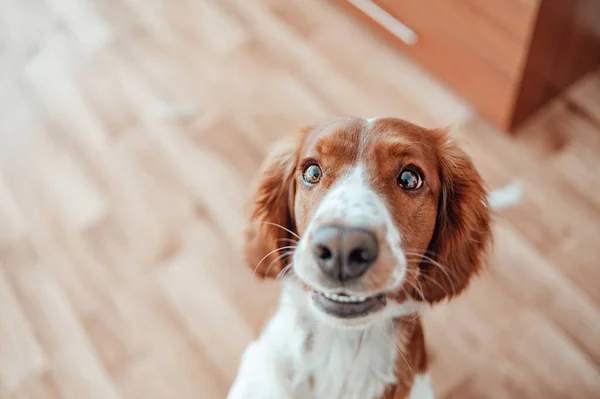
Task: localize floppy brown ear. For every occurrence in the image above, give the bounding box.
[417,134,492,303]
[244,133,303,279]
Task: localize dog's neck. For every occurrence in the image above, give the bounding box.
[263,282,419,399]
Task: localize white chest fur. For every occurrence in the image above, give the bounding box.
[294,321,399,399]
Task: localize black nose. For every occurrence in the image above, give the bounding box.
[311,225,379,282]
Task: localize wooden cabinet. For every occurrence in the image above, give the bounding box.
[336,0,600,130]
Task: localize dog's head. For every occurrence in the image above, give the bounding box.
[244,118,491,327]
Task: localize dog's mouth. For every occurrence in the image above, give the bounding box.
[312,291,387,318]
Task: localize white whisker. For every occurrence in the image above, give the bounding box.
[252,245,297,279]
[405,252,456,295]
[265,252,294,279]
[417,269,453,296]
[405,269,425,299]
[275,262,295,281]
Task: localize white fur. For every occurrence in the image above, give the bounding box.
[227,282,426,399]
[366,116,381,125]
[408,373,435,399]
[307,164,389,227]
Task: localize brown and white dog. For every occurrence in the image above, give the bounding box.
[227,117,510,399]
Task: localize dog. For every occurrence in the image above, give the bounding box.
[227,117,503,399]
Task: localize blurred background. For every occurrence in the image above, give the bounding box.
[1,0,599,398]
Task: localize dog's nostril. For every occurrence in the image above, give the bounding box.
[316,245,332,260]
[349,248,370,264]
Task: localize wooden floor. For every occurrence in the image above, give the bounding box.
[1,0,600,398]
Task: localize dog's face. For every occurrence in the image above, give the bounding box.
[245,118,491,327]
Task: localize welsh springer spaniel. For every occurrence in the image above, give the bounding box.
[227,117,496,399]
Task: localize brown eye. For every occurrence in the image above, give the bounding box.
[397,168,423,190]
[302,164,322,185]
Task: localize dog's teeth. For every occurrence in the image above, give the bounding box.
[323,293,373,303]
[322,294,373,303]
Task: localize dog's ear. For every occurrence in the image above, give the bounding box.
[417,133,492,303]
[244,129,307,279]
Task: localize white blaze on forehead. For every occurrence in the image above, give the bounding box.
[312,164,385,227]
[365,117,381,125]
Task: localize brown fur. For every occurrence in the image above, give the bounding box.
[244,128,307,278]
[415,130,491,303]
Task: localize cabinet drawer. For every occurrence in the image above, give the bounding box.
[374,0,538,79]
[340,0,537,126]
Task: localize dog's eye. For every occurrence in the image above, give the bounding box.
[397,168,423,190]
[302,164,322,185]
